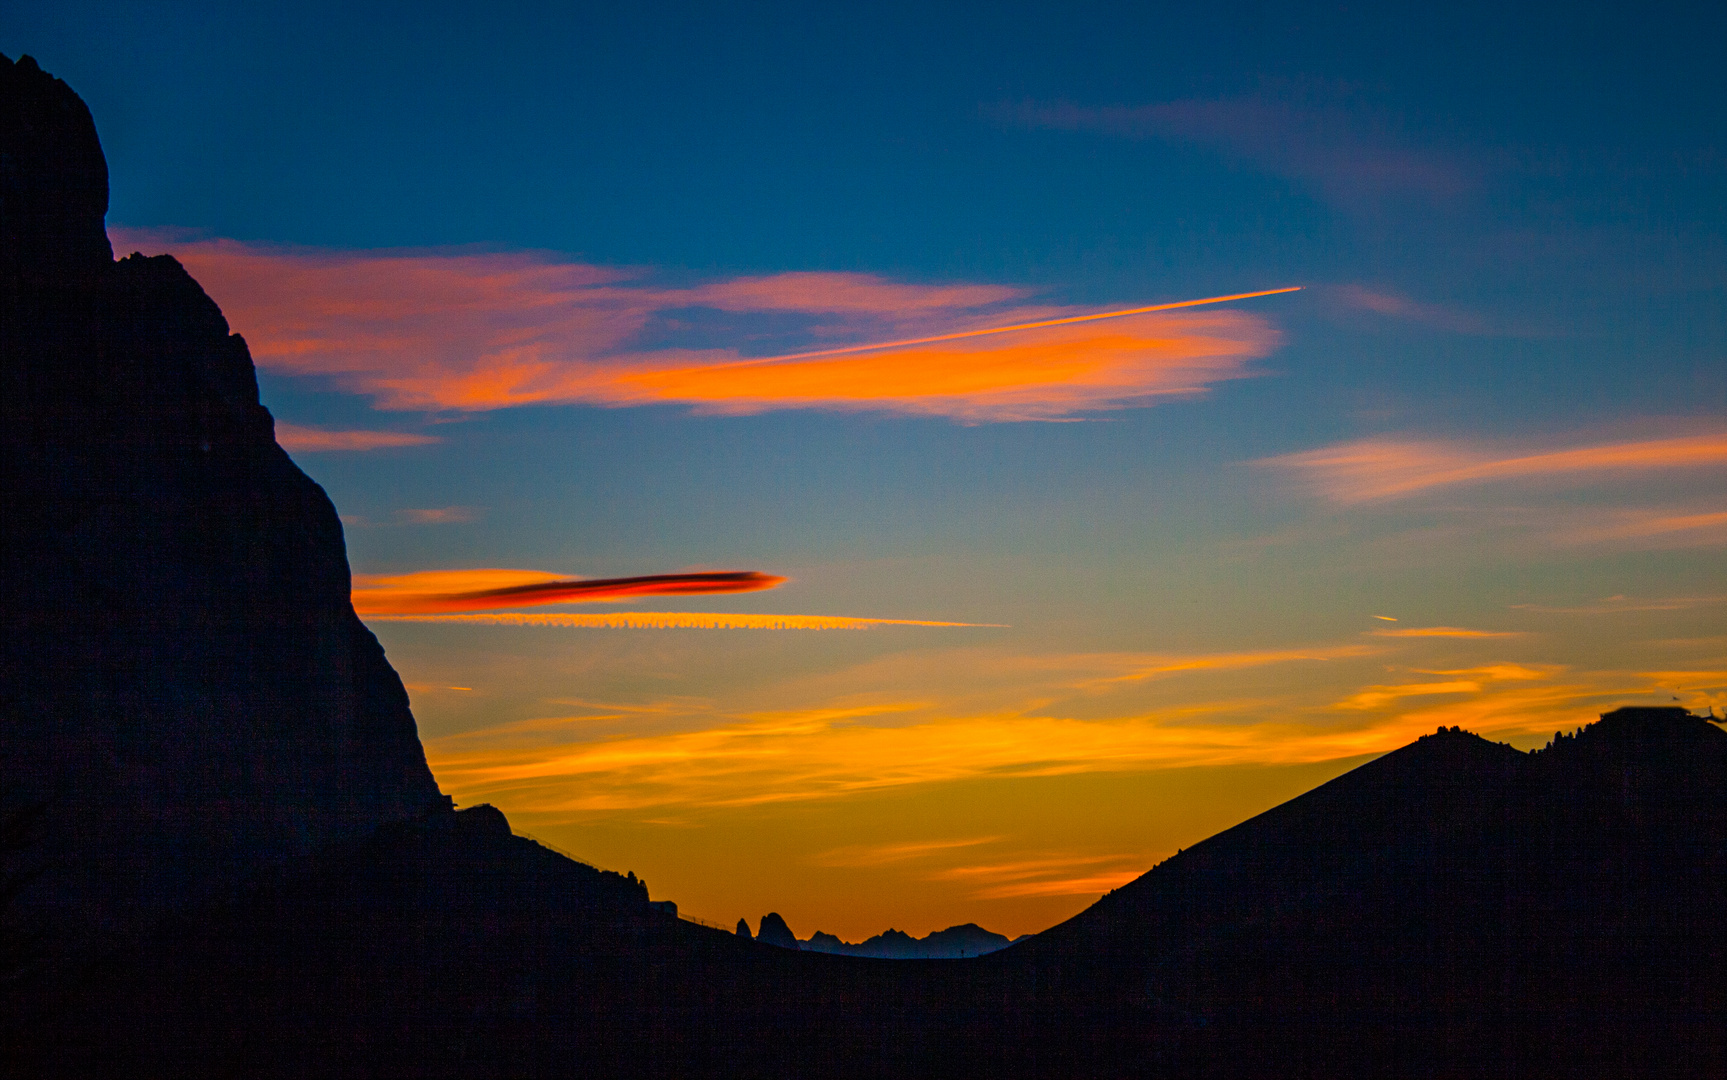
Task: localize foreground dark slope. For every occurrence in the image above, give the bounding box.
[4,55,1722,1079]
[991,716,1726,1076]
[24,712,1720,1079]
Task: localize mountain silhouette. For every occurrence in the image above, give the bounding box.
[987,711,1727,1076]
[3,55,1722,1079]
[2,52,445,936]
[802,922,1015,958]
[755,911,801,949]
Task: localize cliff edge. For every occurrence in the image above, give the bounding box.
[1,53,445,930]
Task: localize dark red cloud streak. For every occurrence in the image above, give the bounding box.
[427,571,787,612]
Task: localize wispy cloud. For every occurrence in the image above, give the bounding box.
[926,855,1145,899]
[973,871,1144,900]
[1418,664,1559,681]
[422,701,1496,816]
[1554,509,1727,547]
[997,94,1475,206]
[351,568,786,615]
[1333,284,1497,334]
[369,611,1005,630]
[109,230,1286,422]
[1368,627,1526,639]
[1093,645,1381,685]
[424,708,1415,814]
[928,854,1115,882]
[1508,594,1727,615]
[1334,680,1484,710]
[414,621,1726,820]
[810,837,1001,868]
[274,422,440,451]
[396,506,478,525]
[341,508,482,529]
[1259,432,1727,503]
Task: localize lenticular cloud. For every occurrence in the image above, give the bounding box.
[351,569,786,615]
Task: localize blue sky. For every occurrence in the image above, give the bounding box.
[9,1,1723,938]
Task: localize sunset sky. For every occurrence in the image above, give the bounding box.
[12,1,1723,940]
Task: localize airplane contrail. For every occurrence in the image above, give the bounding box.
[713,286,1303,369]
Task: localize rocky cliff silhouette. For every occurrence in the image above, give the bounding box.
[2,53,445,932]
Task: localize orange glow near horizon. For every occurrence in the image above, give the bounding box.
[397,614,1725,936]
[423,657,1696,818]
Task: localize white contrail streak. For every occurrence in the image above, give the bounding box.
[709,286,1303,369]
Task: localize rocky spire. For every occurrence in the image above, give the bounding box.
[1,54,446,932]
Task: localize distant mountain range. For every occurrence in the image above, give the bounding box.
[741,915,1024,958]
[4,54,1722,1079]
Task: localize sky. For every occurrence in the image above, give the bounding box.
[8,1,1724,941]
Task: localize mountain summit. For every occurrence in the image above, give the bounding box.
[1,53,446,931]
[993,707,1726,1076]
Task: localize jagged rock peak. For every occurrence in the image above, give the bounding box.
[757,912,801,949]
[1,53,113,283]
[1,57,446,932]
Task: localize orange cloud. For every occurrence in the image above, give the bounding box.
[1260,432,1727,502]
[809,838,1002,868]
[1556,509,1727,546]
[417,633,1704,819]
[974,871,1144,900]
[109,230,1287,421]
[616,314,1278,421]
[274,422,440,451]
[368,611,1004,630]
[1094,644,1381,685]
[1418,664,1559,681]
[396,507,477,525]
[923,854,1145,899]
[927,854,1118,883]
[351,568,785,615]
[421,705,1454,815]
[1334,680,1483,710]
